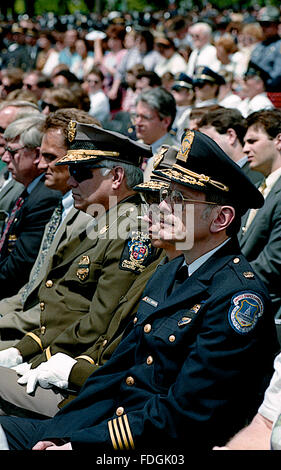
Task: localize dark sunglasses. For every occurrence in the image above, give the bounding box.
[41,101,60,113]
[194,81,209,89]
[69,164,105,183]
[4,145,25,157]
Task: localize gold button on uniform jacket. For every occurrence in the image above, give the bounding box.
[14,195,162,387]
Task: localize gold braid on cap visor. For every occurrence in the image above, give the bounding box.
[58,149,120,164]
[160,163,229,192]
[135,179,169,191]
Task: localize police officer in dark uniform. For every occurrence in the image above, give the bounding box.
[1,24,30,72]
[250,6,281,92]
[0,129,278,452]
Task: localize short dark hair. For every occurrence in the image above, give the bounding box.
[246,109,281,139]
[136,29,155,52]
[87,66,104,82]
[40,108,101,148]
[198,107,247,146]
[136,71,162,87]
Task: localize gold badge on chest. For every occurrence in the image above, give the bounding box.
[76,255,90,281]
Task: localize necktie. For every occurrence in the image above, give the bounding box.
[170,263,189,294]
[242,180,267,234]
[175,264,189,282]
[0,194,25,252]
[21,200,63,303]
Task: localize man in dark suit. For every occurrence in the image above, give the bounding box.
[0,100,41,232]
[0,129,277,452]
[198,106,263,184]
[0,113,61,299]
[238,109,281,318]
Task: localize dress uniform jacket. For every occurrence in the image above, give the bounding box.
[0,207,92,349]
[65,250,165,392]
[0,177,61,299]
[11,237,278,451]
[14,195,161,384]
[238,175,281,317]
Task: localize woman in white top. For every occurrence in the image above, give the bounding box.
[83,67,110,124]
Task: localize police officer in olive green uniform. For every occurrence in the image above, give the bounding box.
[0,122,163,418]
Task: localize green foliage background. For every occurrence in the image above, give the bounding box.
[8,0,281,17]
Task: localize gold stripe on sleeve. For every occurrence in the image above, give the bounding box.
[118,416,130,450]
[108,420,118,450]
[26,332,43,350]
[123,414,135,450]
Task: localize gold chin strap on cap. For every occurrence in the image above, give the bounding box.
[172,163,229,192]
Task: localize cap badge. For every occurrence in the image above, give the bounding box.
[68,120,77,142]
[176,130,194,162]
[153,147,168,169]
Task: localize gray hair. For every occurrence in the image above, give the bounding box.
[190,22,212,38]
[0,100,39,112]
[99,159,143,189]
[4,114,46,148]
[135,87,177,130]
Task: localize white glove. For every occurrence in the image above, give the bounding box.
[17,365,43,394]
[0,348,22,368]
[17,353,77,394]
[12,362,31,375]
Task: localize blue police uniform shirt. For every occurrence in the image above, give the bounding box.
[250,36,281,90]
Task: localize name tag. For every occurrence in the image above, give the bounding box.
[142,296,158,307]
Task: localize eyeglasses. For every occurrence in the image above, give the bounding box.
[4,146,25,157]
[41,101,60,113]
[159,187,217,207]
[1,84,17,92]
[69,164,105,183]
[131,112,156,123]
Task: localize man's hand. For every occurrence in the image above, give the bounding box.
[0,348,22,368]
[32,440,72,450]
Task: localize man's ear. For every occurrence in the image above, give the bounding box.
[161,115,171,132]
[274,133,281,151]
[111,166,125,189]
[34,147,41,164]
[210,205,235,233]
[226,128,237,146]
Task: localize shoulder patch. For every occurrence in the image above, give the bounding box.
[228,292,264,335]
[119,230,153,274]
